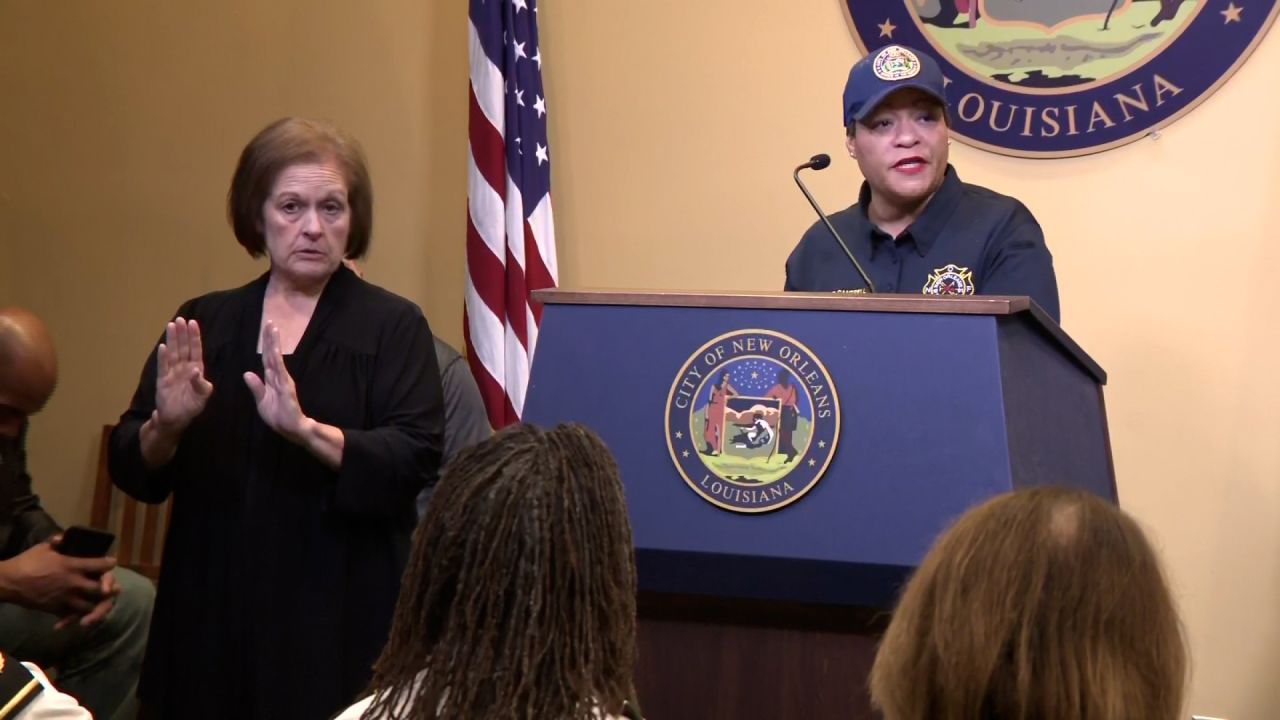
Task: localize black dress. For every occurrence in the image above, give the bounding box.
[109,265,444,719]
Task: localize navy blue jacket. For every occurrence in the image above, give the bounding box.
[785,166,1060,322]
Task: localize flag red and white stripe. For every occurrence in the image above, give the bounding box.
[464,0,557,429]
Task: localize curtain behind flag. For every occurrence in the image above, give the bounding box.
[464,0,558,429]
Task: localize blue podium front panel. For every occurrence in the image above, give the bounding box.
[522,303,1099,607]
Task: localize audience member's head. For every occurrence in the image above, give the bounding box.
[363,422,637,719]
[0,306,58,438]
[870,486,1186,720]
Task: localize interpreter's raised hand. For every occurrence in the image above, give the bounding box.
[152,317,213,435]
[0,541,116,621]
[243,321,309,442]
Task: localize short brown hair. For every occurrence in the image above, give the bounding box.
[870,487,1186,720]
[226,117,373,258]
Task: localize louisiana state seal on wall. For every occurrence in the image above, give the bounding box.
[846,0,1278,157]
[665,330,840,513]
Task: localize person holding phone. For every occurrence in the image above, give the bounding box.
[0,307,154,719]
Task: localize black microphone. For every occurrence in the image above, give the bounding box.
[793,154,876,293]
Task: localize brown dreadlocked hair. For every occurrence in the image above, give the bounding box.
[360,422,638,720]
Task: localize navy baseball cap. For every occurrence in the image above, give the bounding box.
[843,45,948,127]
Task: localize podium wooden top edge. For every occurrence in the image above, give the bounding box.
[532,288,1025,314]
[532,289,1105,384]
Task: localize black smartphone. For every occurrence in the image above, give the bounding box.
[55,526,116,558]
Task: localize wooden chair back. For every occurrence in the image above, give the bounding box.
[89,424,169,582]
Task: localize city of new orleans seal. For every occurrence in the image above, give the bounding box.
[665,330,840,513]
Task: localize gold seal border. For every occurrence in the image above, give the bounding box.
[843,1,1280,158]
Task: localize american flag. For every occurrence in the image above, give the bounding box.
[464,0,558,429]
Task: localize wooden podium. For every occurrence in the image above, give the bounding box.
[522,290,1113,719]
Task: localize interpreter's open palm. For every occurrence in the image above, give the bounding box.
[243,321,307,440]
[153,317,213,433]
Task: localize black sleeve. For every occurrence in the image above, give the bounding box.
[784,236,804,291]
[332,304,445,518]
[0,651,45,717]
[981,205,1061,323]
[7,427,61,552]
[107,302,194,504]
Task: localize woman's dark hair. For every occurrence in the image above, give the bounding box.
[362,423,638,719]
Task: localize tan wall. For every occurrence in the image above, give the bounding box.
[0,0,470,517]
[2,0,1276,717]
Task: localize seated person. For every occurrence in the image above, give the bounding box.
[869,486,1186,720]
[416,336,491,519]
[336,423,643,720]
[0,307,154,719]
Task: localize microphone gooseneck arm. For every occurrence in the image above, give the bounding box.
[792,155,877,293]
